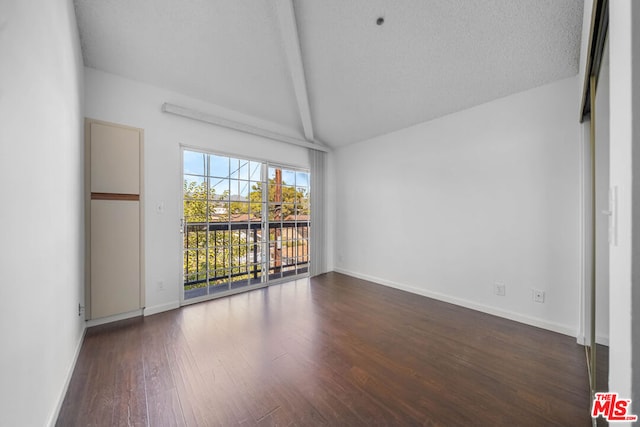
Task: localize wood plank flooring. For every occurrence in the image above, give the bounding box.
[57,272,604,426]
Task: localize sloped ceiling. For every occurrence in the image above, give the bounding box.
[74,0,584,148]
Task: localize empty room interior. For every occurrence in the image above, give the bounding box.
[1,0,639,426]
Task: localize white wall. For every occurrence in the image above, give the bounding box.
[84,68,311,314]
[333,76,582,336]
[0,1,85,426]
[594,41,610,345]
[632,1,640,409]
[632,1,640,408]
[608,0,637,413]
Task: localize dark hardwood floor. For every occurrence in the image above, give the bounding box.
[57,272,604,426]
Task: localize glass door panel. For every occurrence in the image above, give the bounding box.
[182,149,310,302]
[267,166,310,280]
[183,150,264,300]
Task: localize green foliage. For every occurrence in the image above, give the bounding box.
[182,175,310,290]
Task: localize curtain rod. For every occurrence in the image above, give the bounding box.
[161,103,330,153]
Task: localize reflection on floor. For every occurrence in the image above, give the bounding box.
[58,273,596,426]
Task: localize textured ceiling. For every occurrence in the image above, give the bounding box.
[296,0,584,145]
[74,0,303,136]
[74,0,584,148]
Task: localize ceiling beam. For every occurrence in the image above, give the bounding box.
[274,0,315,142]
[162,103,330,152]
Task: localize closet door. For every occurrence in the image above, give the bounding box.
[90,199,140,318]
[86,120,144,320]
[90,122,140,194]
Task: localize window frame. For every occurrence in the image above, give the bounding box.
[180,146,311,305]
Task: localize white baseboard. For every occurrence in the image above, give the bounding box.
[576,335,609,346]
[333,268,577,338]
[85,301,181,326]
[85,309,143,327]
[144,301,180,316]
[47,325,87,427]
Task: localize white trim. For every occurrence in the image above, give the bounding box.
[162,103,330,152]
[47,325,87,427]
[275,0,315,141]
[144,301,180,316]
[182,283,270,307]
[85,309,143,328]
[578,335,610,346]
[180,143,309,176]
[334,268,578,338]
[578,119,589,345]
[179,147,186,307]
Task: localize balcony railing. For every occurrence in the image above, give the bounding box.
[183,220,309,299]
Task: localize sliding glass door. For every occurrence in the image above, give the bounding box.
[182,149,310,301]
[267,166,310,280]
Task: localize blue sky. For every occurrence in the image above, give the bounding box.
[183,150,309,197]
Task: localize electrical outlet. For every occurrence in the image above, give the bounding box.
[494,283,506,296]
[533,289,545,303]
[157,280,165,291]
